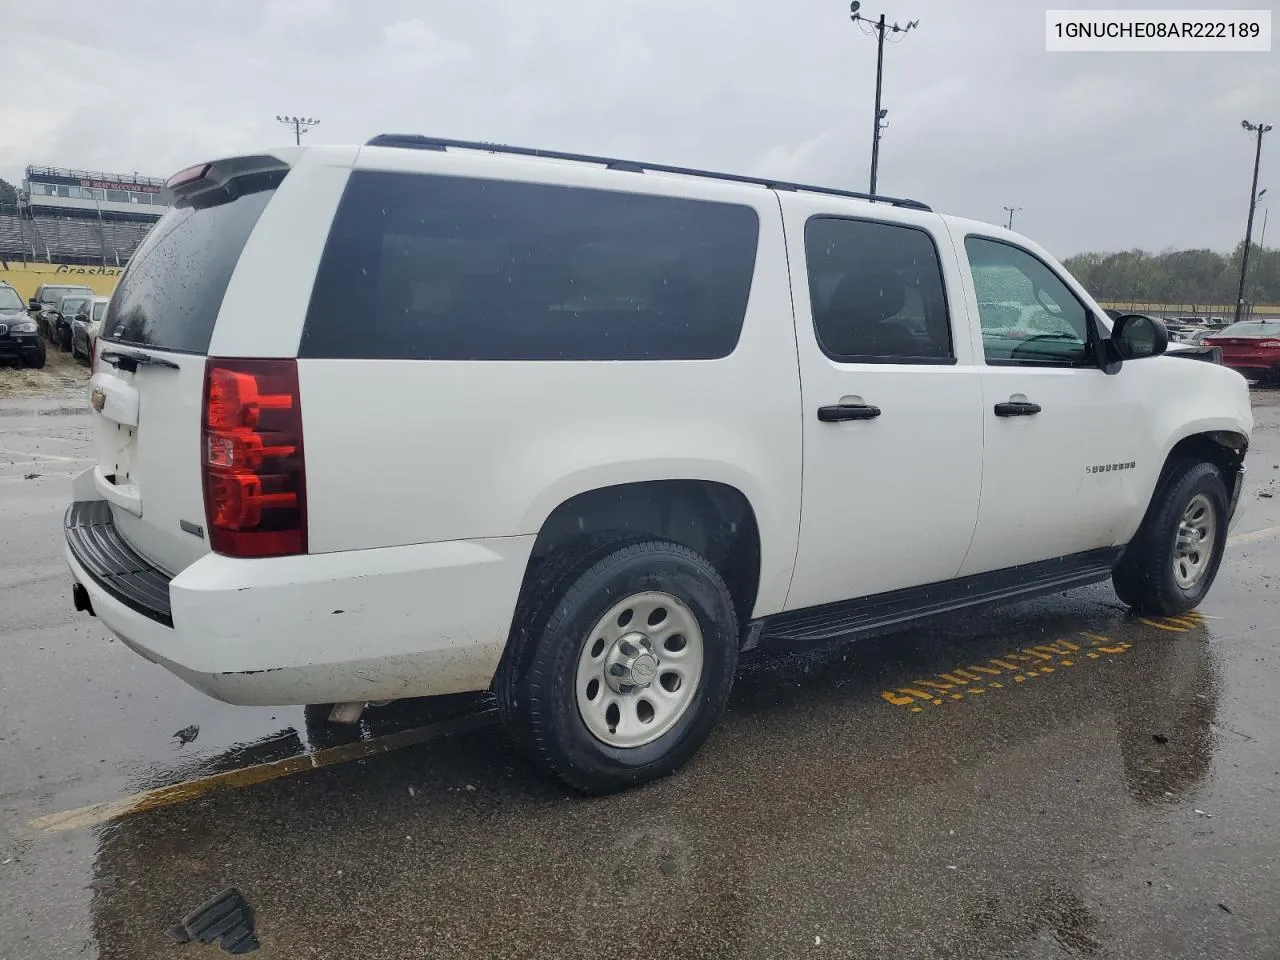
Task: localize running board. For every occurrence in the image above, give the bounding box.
[755,548,1122,646]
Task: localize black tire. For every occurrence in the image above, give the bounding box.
[496,538,739,795]
[1113,460,1229,615]
[22,339,46,369]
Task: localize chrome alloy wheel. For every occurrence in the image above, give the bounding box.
[575,591,705,748]
[1173,493,1216,590]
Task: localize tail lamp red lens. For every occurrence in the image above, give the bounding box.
[202,359,306,558]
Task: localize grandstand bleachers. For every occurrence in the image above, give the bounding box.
[0,212,36,259]
[2,207,156,266]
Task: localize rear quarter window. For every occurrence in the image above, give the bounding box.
[300,172,761,361]
[102,171,282,354]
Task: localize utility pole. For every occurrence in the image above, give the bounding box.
[276,115,320,146]
[849,2,918,196]
[1235,120,1271,324]
[1003,206,1022,230]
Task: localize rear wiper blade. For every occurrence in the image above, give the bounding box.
[100,349,180,371]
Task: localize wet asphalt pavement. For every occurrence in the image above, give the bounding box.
[2,387,1279,960]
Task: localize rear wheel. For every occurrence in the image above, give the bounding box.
[1113,460,1228,615]
[497,538,739,794]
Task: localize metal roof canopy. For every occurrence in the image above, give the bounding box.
[365,134,932,212]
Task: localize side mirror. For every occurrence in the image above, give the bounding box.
[28,298,38,310]
[1110,314,1168,361]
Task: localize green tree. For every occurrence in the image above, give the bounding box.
[0,177,17,207]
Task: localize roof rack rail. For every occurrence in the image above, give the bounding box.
[364,134,932,212]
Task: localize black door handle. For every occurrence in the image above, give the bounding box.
[994,401,1042,417]
[818,403,882,422]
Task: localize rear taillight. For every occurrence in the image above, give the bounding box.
[201,359,306,558]
[1259,340,1280,349]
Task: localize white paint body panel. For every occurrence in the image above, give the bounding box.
[90,352,209,574]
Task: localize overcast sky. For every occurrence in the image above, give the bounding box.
[2,0,1275,256]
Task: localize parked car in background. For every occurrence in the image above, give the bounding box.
[50,293,93,351]
[71,296,111,363]
[30,283,94,339]
[0,281,46,368]
[1203,321,1280,384]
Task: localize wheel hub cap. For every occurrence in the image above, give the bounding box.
[605,634,659,692]
[1173,493,1216,590]
[575,591,706,749]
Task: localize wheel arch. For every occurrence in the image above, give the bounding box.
[520,479,766,637]
[1142,426,1249,533]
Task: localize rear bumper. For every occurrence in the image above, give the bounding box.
[65,497,535,706]
[1220,357,1280,378]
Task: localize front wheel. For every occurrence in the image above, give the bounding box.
[497,539,739,795]
[1113,460,1229,615]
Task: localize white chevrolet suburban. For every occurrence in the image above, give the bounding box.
[66,136,1252,794]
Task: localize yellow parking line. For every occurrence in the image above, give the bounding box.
[1139,618,1189,633]
[29,710,497,834]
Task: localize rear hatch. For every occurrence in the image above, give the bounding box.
[90,157,289,575]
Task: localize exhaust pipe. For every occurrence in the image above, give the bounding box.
[72,582,95,617]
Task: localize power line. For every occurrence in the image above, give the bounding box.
[848,2,919,195]
[276,115,320,146]
[1235,120,1272,325]
[1003,205,1022,230]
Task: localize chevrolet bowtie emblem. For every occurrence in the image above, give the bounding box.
[90,387,106,411]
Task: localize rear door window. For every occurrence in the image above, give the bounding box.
[300,172,761,361]
[804,216,954,363]
[101,172,283,354]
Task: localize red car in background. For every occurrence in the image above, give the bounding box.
[1202,321,1280,385]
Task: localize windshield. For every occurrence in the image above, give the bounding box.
[59,297,89,315]
[1216,321,1280,337]
[43,286,90,304]
[0,287,24,311]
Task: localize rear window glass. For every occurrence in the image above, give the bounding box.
[1218,321,1280,336]
[101,173,281,353]
[300,171,761,361]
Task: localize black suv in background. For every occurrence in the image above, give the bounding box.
[0,281,46,368]
[49,293,94,351]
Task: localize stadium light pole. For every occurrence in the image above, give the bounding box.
[1003,206,1022,230]
[276,115,320,146]
[849,2,918,195]
[1235,120,1272,325]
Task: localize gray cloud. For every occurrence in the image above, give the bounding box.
[1,0,1275,255]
